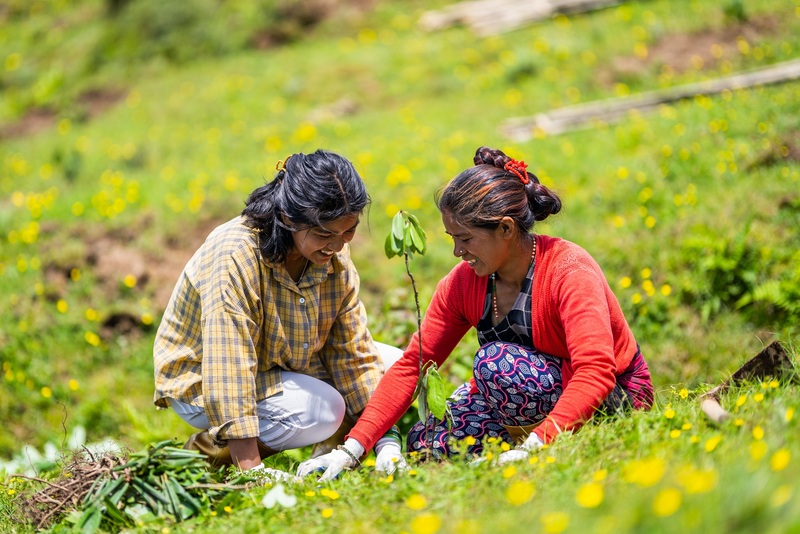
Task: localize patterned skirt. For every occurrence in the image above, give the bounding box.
[407,341,653,458]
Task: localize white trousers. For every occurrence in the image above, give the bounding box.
[168,341,403,450]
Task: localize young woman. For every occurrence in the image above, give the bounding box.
[154,149,402,472]
[301,146,654,479]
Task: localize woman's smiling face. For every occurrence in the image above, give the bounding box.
[442,211,508,278]
[290,213,360,265]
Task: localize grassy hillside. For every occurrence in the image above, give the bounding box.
[1,0,799,531]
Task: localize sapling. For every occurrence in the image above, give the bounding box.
[384,211,449,454]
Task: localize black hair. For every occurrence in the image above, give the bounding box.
[242,149,369,263]
[436,146,561,232]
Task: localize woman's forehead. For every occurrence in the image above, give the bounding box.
[316,213,360,233]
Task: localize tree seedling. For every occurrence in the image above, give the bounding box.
[385,211,449,452]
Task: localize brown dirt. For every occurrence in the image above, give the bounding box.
[0,108,58,139]
[250,0,376,48]
[3,0,378,138]
[89,218,223,312]
[39,217,225,338]
[0,88,126,140]
[748,131,800,170]
[601,14,783,83]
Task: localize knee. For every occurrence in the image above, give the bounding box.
[472,342,516,387]
[315,386,346,431]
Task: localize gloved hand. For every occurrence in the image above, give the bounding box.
[497,433,544,465]
[296,438,365,481]
[374,438,407,475]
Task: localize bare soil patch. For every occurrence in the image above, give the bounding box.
[0,88,126,140]
[40,217,224,338]
[601,14,783,83]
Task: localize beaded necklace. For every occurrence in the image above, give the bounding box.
[491,237,537,322]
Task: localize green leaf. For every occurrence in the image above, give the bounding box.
[425,366,447,420]
[409,225,426,255]
[404,225,414,249]
[417,377,428,423]
[103,496,133,528]
[384,233,399,258]
[76,504,102,534]
[391,211,405,241]
[169,478,203,516]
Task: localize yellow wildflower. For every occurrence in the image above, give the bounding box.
[576,482,604,508]
[411,513,441,534]
[676,465,718,494]
[541,512,569,534]
[406,494,427,510]
[506,481,535,506]
[771,485,792,507]
[704,436,722,452]
[622,458,665,487]
[653,488,681,517]
[770,449,790,472]
[750,441,768,461]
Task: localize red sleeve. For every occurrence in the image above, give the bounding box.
[533,251,618,443]
[348,267,478,451]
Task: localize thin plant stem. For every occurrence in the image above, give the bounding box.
[405,251,431,458]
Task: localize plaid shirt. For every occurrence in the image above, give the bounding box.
[154,216,383,442]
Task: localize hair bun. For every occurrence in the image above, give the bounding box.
[473,146,510,169]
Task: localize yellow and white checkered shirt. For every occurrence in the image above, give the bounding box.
[153,216,383,441]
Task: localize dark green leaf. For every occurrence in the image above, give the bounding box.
[76,505,102,534]
[425,366,447,420]
[417,378,428,423]
[409,225,425,255]
[384,233,399,259]
[102,496,133,528]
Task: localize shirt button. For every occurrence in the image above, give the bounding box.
[303,342,309,349]
[299,297,306,304]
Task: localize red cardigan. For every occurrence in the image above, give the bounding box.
[349,234,639,450]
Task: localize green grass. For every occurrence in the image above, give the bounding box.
[1,0,800,531]
[4,380,798,533]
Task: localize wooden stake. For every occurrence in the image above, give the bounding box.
[500,59,800,140]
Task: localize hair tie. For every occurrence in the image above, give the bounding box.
[504,158,529,185]
[275,154,295,172]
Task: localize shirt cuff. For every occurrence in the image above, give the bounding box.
[209,415,260,444]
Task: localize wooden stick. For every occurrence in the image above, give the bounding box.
[699,397,731,424]
[420,0,619,36]
[500,59,800,140]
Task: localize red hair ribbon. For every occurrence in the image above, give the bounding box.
[504,158,529,185]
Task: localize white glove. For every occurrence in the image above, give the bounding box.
[374,438,407,475]
[296,438,364,481]
[497,433,544,465]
